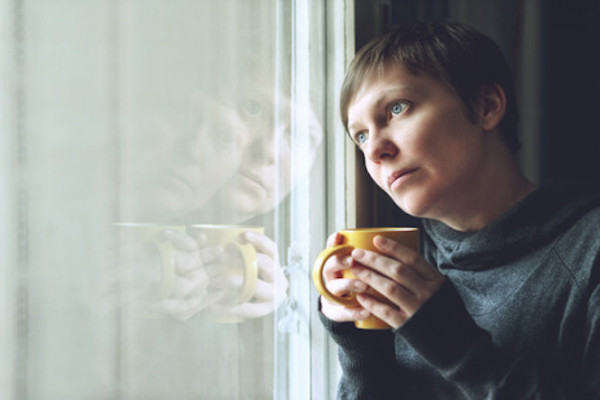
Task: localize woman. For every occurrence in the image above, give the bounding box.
[319,21,600,399]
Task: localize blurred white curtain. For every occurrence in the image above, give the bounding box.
[0,1,347,399]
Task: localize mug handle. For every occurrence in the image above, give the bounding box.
[312,244,360,307]
[232,241,258,303]
[144,235,176,299]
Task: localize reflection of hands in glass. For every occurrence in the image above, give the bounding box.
[208,230,288,321]
[159,229,221,321]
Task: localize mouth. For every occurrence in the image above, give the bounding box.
[387,168,417,190]
[239,170,267,192]
[165,174,194,193]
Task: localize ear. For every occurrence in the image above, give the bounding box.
[477,83,506,131]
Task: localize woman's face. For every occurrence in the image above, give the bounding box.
[346,63,489,223]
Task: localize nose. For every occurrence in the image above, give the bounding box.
[363,126,398,163]
[248,130,277,165]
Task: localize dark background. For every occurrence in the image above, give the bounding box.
[352,0,600,227]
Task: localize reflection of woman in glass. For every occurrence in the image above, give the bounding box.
[120,80,323,399]
[114,3,323,397]
[198,83,323,223]
[119,76,323,321]
[161,81,323,321]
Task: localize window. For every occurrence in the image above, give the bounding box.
[0,1,353,399]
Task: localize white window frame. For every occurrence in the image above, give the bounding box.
[0,0,357,398]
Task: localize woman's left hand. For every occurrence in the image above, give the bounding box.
[209,230,288,321]
[350,235,445,329]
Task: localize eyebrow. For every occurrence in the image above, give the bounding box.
[347,85,416,132]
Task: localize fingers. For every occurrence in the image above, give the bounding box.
[173,248,214,277]
[322,232,353,281]
[252,277,285,303]
[345,236,446,327]
[255,253,277,283]
[318,266,370,324]
[210,272,286,304]
[234,242,288,298]
[350,251,442,313]
[326,277,368,298]
[242,231,277,261]
[352,236,443,288]
[316,231,373,324]
[326,231,345,248]
[205,236,288,322]
[167,269,210,299]
[209,274,288,320]
[350,248,421,295]
[373,236,440,281]
[161,267,215,320]
[163,229,199,252]
[352,264,423,317]
[355,293,410,327]
[320,296,371,322]
[323,253,352,281]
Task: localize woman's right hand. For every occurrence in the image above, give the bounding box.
[160,229,220,321]
[207,230,288,321]
[319,232,372,323]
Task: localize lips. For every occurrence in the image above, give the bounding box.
[387,168,417,189]
[239,170,267,192]
[167,173,193,193]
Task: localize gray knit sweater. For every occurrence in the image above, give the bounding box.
[320,182,600,399]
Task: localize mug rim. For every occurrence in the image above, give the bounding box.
[113,222,183,228]
[189,224,263,230]
[341,227,418,233]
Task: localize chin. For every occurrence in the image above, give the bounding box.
[228,201,262,223]
[391,192,433,220]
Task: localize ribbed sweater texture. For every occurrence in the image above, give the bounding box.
[320,181,600,399]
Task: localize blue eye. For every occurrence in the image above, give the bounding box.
[239,99,263,117]
[355,131,368,145]
[391,102,407,115]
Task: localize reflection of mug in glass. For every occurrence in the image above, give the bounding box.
[188,224,265,304]
[313,227,419,330]
[114,223,185,298]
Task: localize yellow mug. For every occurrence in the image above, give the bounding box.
[312,227,419,329]
[188,224,264,304]
[114,223,185,298]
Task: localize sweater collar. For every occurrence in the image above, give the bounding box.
[422,180,600,270]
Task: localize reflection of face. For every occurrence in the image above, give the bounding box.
[128,82,322,224]
[127,97,244,222]
[207,85,323,222]
[347,63,487,222]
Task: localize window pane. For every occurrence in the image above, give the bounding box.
[1,1,348,399]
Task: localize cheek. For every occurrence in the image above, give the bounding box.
[364,160,387,189]
[412,114,474,162]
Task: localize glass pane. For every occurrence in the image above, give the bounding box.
[0,1,341,399]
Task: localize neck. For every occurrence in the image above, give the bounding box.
[438,145,537,232]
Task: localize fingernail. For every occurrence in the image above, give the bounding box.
[243,231,259,240]
[195,232,207,244]
[162,229,175,240]
[375,235,389,245]
[354,281,368,291]
[352,249,365,258]
[350,265,363,276]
